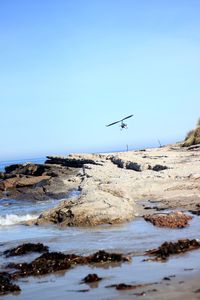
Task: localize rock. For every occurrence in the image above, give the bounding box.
[0,176,50,190]
[45,155,103,168]
[125,161,142,171]
[0,164,79,201]
[0,177,19,191]
[106,283,150,290]
[109,156,125,168]
[144,212,192,228]
[5,163,48,176]
[145,238,200,261]
[36,187,135,226]
[151,164,168,172]
[5,164,21,174]
[0,272,21,295]
[82,274,102,283]
[4,243,49,257]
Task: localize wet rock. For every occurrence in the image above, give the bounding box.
[8,250,129,278]
[0,164,79,201]
[0,176,50,192]
[5,164,48,176]
[88,250,129,263]
[82,273,102,283]
[144,212,192,228]
[0,272,21,295]
[145,239,200,261]
[106,283,149,290]
[4,243,49,257]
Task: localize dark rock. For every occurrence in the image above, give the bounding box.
[82,273,102,283]
[5,164,21,174]
[0,164,78,201]
[88,250,128,263]
[189,210,200,216]
[106,283,149,290]
[145,239,200,261]
[152,164,168,172]
[0,272,21,295]
[45,156,102,168]
[5,164,47,176]
[144,212,192,228]
[109,156,125,168]
[125,161,142,171]
[4,243,49,257]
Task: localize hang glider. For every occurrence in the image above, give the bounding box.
[106,114,133,129]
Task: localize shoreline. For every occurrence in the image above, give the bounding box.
[1,143,200,299]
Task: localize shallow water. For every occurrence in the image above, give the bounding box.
[1,214,200,299]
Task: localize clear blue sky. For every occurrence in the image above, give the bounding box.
[1,0,200,160]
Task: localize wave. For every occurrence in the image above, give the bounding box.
[0,214,38,226]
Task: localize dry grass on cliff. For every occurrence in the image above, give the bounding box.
[182,118,200,147]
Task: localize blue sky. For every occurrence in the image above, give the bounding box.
[0,0,200,160]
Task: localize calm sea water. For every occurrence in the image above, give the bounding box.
[1,159,200,299]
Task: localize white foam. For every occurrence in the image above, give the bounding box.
[0,214,38,226]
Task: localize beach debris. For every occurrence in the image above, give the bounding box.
[4,243,49,257]
[145,239,200,261]
[143,211,192,228]
[81,273,102,283]
[7,250,129,278]
[0,272,21,295]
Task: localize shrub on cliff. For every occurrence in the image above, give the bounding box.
[182,118,200,147]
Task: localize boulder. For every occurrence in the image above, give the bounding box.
[36,188,135,226]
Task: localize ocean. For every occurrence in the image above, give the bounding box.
[1,158,200,299]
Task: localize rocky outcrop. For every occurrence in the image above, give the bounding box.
[36,187,136,226]
[108,156,168,172]
[0,163,79,201]
[45,155,103,168]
